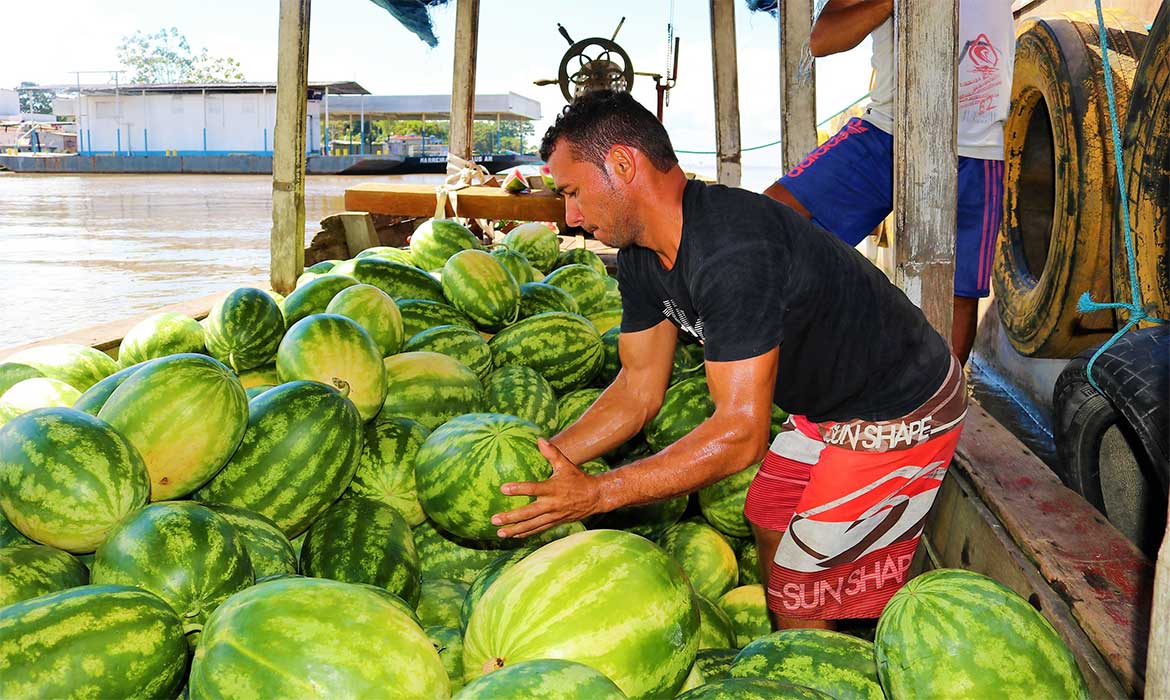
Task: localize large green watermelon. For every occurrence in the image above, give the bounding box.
[346,258,447,302]
[415,413,551,541]
[730,630,883,700]
[98,353,248,500]
[277,313,387,422]
[0,362,43,396]
[442,250,521,330]
[204,288,286,373]
[203,503,298,579]
[194,380,364,538]
[736,538,762,585]
[404,325,494,381]
[71,360,151,416]
[301,496,420,606]
[236,363,280,389]
[417,578,469,629]
[502,222,560,272]
[326,283,405,357]
[483,365,559,434]
[588,307,622,336]
[463,529,699,699]
[489,312,603,392]
[718,585,771,648]
[281,274,359,326]
[399,299,475,339]
[555,247,608,277]
[4,344,118,392]
[412,519,510,584]
[670,344,705,386]
[428,624,466,692]
[348,416,429,526]
[676,678,833,700]
[381,352,484,430]
[875,569,1089,699]
[412,219,482,271]
[0,544,88,607]
[459,544,538,630]
[518,281,580,318]
[597,326,621,384]
[556,387,603,430]
[0,585,187,700]
[658,520,739,600]
[0,408,150,552]
[700,463,761,539]
[490,247,537,284]
[0,511,33,548]
[358,246,415,266]
[91,502,254,643]
[697,594,738,650]
[543,264,609,316]
[0,377,81,417]
[189,577,449,699]
[455,659,627,700]
[117,312,205,368]
[679,648,738,692]
[645,376,714,451]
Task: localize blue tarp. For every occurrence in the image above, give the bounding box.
[368,0,453,48]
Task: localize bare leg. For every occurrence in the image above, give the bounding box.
[751,522,836,631]
[952,295,979,365]
[762,181,814,220]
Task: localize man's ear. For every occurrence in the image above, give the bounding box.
[606,145,638,184]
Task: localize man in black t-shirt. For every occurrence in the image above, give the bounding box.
[491,91,967,629]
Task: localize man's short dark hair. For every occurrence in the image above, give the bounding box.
[539,90,679,173]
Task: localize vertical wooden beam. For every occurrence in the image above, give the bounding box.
[270,0,310,294]
[709,0,742,186]
[449,0,480,160]
[1147,503,1170,698]
[778,0,817,172]
[892,0,959,341]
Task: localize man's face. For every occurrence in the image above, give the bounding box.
[547,140,643,249]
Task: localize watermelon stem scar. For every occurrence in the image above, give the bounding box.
[330,377,352,397]
[484,657,506,674]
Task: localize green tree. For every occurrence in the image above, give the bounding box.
[117,27,244,84]
[18,82,54,114]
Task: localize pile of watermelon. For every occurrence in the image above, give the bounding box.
[0,218,1089,699]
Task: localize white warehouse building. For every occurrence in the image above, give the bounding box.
[70,81,368,156]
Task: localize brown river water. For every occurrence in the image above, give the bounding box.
[0,173,443,347]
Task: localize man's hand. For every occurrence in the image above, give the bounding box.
[491,439,603,539]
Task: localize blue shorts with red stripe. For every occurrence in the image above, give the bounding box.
[777,116,1004,298]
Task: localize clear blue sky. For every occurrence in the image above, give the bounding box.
[4,0,872,180]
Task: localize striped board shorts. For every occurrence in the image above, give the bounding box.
[744,357,968,620]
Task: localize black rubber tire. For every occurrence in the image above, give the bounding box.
[1053,326,1168,555]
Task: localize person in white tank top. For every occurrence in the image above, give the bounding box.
[764,0,1015,365]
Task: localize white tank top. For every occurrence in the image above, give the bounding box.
[863,2,1015,160]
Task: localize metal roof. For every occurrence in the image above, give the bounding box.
[324,92,541,121]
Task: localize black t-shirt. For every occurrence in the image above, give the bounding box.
[618,180,951,422]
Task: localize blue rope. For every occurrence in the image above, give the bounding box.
[1076,0,1167,391]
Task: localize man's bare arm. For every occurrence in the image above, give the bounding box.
[810,0,894,57]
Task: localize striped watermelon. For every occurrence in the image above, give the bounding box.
[236,363,280,389]
[483,365,559,434]
[0,544,88,607]
[300,496,421,606]
[459,544,537,630]
[91,503,253,643]
[400,299,475,339]
[326,283,405,357]
[203,288,285,372]
[412,219,483,271]
[0,585,187,700]
[463,529,699,699]
[519,281,580,318]
[490,247,537,284]
[404,325,494,381]
[358,246,415,266]
[346,258,447,302]
[658,521,739,600]
[645,376,713,451]
[730,629,883,700]
[98,353,248,500]
[72,361,151,416]
[117,312,205,368]
[875,569,1088,699]
[0,408,150,552]
[348,416,430,526]
[245,385,275,400]
[543,264,610,316]
[598,327,621,384]
[417,578,469,628]
[442,250,521,331]
[680,648,739,692]
[588,307,623,335]
[0,362,42,395]
[489,312,604,392]
[677,679,833,700]
[697,594,737,649]
[415,413,551,540]
[190,577,449,700]
[736,538,762,585]
[503,222,560,272]
[428,624,466,692]
[0,377,81,416]
[277,313,387,421]
[455,659,626,700]
[281,274,359,326]
[5,344,118,392]
[412,519,510,584]
[0,511,33,548]
[671,344,705,386]
[557,387,603,429]
[381,352,484,430]
[555,247,608,276]
[700,463,761,538]
[718,585,771,648]
[194,381,363,537]
[203,503,297,579]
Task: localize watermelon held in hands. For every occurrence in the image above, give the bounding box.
[454,659,627,700]
[503,222,560,273]
[117,311,206,368]
[348,416,430,527]
[875,569,1089,699]
[0,544,89,607]
[326,283,405,357]
[730,629,884,700]
[414,413,551,541]
[277,313,388,422]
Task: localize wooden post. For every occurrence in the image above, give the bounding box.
[778,0,817,172]
[338,212,380,256]
[709,0,742,186]
[1147,503,1170,697]
[892,0,959,340]
[449,0,480,160]
[270,0,310,294]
